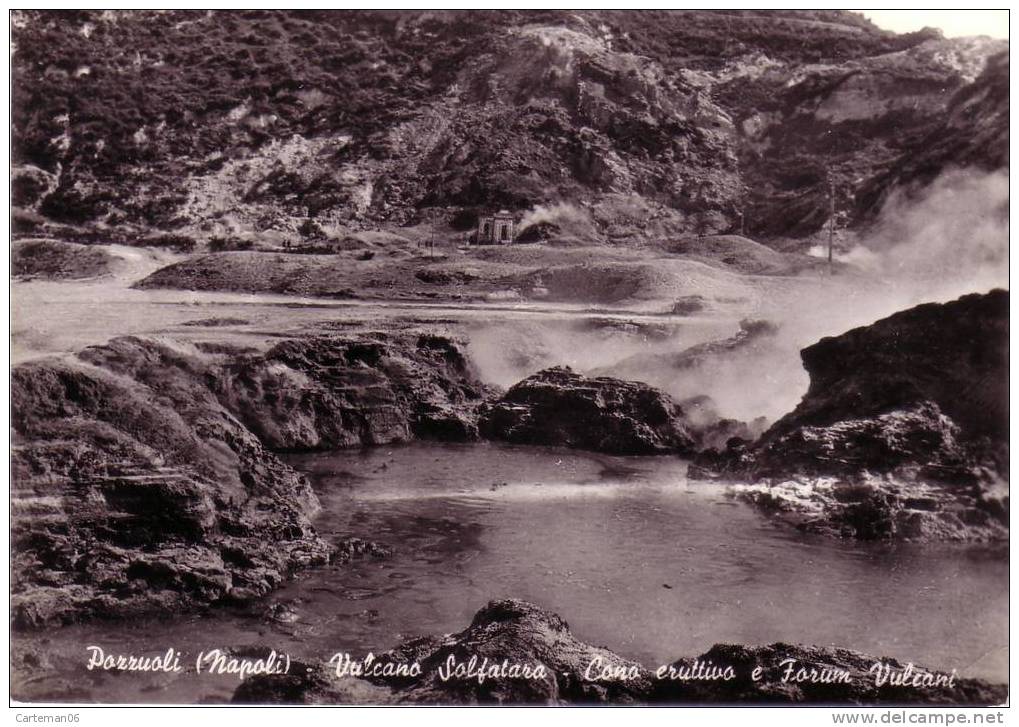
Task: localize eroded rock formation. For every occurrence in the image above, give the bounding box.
[692,290,1009,540]
[10,332,489,627]
[214,333,489,448]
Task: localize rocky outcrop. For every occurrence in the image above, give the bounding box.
[857,51,1009,222]
[234,599,1008,705]
[214,333,490,449]
[724,473,1009,541]
[691,290,1009,540]
[479,366,764,456]
[12,239,116,279]
[479,366,696,455]
[11,340,328,627]
[753,289,1008,478]
[672,318,780,370]
[235,599,648,705]
[10,332,489,627]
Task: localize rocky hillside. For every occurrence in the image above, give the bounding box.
[856,49,1010,220]
[11,10,1008,245]
[692,290,1009,540]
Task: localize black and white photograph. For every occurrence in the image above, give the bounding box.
[7,8,1010,711]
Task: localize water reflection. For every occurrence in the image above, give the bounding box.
[11,442,1008,703]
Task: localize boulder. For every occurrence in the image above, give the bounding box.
[368,599,651,705]
[761,289,1008,458]
[691,290,1010,541]
[234,597,654,704]
[479,366,695,455]
[215,332,489,450]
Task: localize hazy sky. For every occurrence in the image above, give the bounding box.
[862,10,1009,39]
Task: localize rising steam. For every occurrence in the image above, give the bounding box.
[849,168,1008,295]
[517,202,599,242]
[467,168,1009,426]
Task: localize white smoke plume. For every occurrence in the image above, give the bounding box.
[713,167,1010,421]
[517,201,599,241]
[467,168,1009,425]
[685,167,1010,421]
[851,168,1008,294]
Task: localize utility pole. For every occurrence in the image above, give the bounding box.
[736,166,748,237]
[827,173,836,276]
[739,189,746,236]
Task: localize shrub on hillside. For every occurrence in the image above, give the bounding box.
[144,234,197,253]
[208,236,253,252]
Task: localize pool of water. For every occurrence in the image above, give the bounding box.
[11,443,1008,703]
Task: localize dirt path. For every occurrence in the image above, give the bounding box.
[11,244,753,366]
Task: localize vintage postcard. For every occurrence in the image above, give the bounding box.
[8,9,1009,712]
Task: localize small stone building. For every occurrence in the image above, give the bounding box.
[476,210,516,244]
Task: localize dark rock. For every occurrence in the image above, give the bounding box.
[479,366,695,455]
[180,317,251,327]
[754,402,970,480]
[10,331,488,627]
[378,599,653,704]
[759,290,1008,464]
[263,601,302,624]
[237,599,651,705]
[691,291,1009,541]
[672,318,780,370]
[215,333,489,450]
[335,537,393,561]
